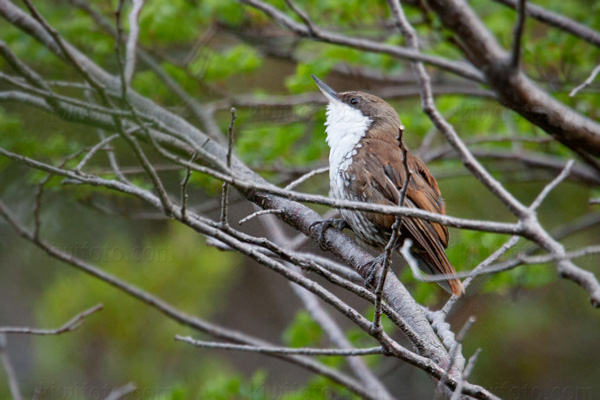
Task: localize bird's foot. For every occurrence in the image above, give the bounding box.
[309,218,348,251]
[361,254,386,289]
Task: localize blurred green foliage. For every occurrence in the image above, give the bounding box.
[0,0,599,398]
[33,224,242,398]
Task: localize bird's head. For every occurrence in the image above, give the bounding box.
[312,75,403,148]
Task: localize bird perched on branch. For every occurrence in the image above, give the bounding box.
[312,75,463,296]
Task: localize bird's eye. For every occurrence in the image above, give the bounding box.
[350,97,359,105]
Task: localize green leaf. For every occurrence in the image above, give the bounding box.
[283,310,323,348]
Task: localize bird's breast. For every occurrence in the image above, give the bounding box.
[328,147,389,249]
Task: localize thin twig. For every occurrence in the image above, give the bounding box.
[98,131,130,183]
[0,334,23,400]
[373,130,411,333]
[0,144,524,235]
[124,0,144,85]
[175,336,383,356]
[0,304,103,335]
[103,382,137,400]
[408,242,600,288]
[450,348,482,400]
[570,64,600,97]
[239,0,485,83]
[516,245,600,265]
[529,160,574,211]
[238,209,283,225]
[284,166,329,190]
[283,0,316,35]
[0,149,498,398]
[220,107,236,226]
[442,235,520,315]
[435,316,476,399]
[180,152,197,219]
[511,0,527,69]
[0,200,374,400]
[387,0,600,305]
[113,2,178,216]
[75,133,119,173]
[33,149,86,240]
[491,0,600,48]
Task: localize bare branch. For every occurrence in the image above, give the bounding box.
[529,160,574,211]
[0,335,23,400]
[68,0,223,140]
[238,209,283,225]
[103,383,137,400]
[283,0,316,35]
[422,148,600,187]
[516,245,600,265]
[220,108,237,226]
[436,316,476,399]
[153,148,523,235]
[0,149,502,396]
[239,0,485,83]
[98,131,130,183]
[256,215,392,397]
[124,0,144,85]
[450,348,482,400]
[284,166,329,190]
[175,336,383,356]
[442,236,521,315]
[0,1,461,371]
[180,152,196,220]
[426,0,600,160]
[75,133,120,174]
[0,304,103,335]
[570,64,600,97]
[510,0,527,69]
[373,130,411,333]
[389,0,600,305]
[492,0,600,48]
[0,200,373,399]
[386,0,527,218]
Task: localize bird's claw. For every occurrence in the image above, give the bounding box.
[361,254,386,288]
[309,218,348,251]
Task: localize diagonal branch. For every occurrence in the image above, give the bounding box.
[425,0,600,162]
[387,0,600,305]
[0,199,375,400]
[570,64,600,97]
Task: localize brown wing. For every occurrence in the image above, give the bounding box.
[347,138,463,296]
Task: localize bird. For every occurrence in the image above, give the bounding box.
[312,75,464,296]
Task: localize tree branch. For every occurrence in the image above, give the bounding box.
[510,0,527,69]
[570,64,600,97]
[239,0,485,83]
[0,199,374,400]
[425,0,600,161]
[0,335,23,400]
[0,304,103,335]
[175,336,383,356]
[492,0,600,48]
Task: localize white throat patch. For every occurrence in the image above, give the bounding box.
[324,100,371,178]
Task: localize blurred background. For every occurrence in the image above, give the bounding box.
[1,0,599,398]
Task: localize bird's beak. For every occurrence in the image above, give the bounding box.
[312,75,339,103]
